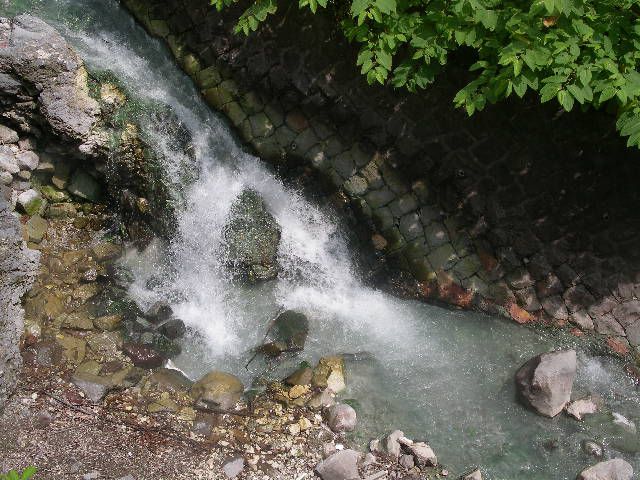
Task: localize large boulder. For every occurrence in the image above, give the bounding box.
[260,310,309,356]
[315,449,361,480]
[0,15,99,140]
[223,189,281,282]
[191,371,244,409]
[577,459,633,480]
[515,349,577,417]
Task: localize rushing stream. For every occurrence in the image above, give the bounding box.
[4,1,640,478]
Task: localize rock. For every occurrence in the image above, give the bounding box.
[373,430,404,460]
[407,442,437,467]
[145,300,172,323]
[462,469,483,480]
[267,310,309,351]
[16,151,38,170]
[0,170,11,185]
[25,215,47,243]
[93,314,123,331]
[285,366,313,386]
[312,356,346,393]
[191,412,216,436]
[222,457,244,478]
[0,15,100,140]
[399,455,414,469]
[577,459,633,480]
[122,342,164,369]
[326,403,357,433]
[157,318,186,339]
[72,371,113,403]
[223,189,281,282]
[0,124,18,144]
[515,349,577,417]
[315,449,362,480]
[61,312,95,331]
[191,371,244,409]
[68,170,101,202]
[47,203,77,218]
[143,368,193,394]
[16,188,43,215]
[40,185,69,203]
[0,146,18,174]
[92,242,122,262]
[307,388,336,410]
[566,397,598,420]
[582,440,604,458]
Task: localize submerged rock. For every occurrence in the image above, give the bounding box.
[515,349,576,417]
[191,371,244,410]
[315,449,361,480]
[577,459,633,480]
[566,396,598,421]
[462,469,483,480]
[223,189,281,282]
[285,366,313,386]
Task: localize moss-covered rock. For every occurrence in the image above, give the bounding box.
[223,189,281,282]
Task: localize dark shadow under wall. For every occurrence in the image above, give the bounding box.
[122,0,640,356]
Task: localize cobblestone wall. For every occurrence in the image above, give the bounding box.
[122,0,640,356]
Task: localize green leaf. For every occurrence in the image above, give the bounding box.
[375,0,396,14]
[600,86,617,102]
[351,0,370,16]
[20,468,37,480]
[557,89,574,111]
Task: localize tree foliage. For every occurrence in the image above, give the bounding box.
[211,0,640,148]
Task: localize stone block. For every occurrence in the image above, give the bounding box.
[542,295,569,321]
[343,175,368,197]
[196,66,222,89]
[331,151,356,179]
[389,193,418,217]
[515,286,542,311]
[424,222,450,249]
[398,212,423,241]
[372,207,394,231]
[365,188,395,209]
[427,243,457,271]
[453,254,482,281]
[221,101,246,127]
[249,112,275,138]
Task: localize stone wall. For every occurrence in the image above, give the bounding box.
[122,0,640,356]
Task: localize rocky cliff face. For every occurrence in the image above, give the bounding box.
[0,195,38,411]
[0,14,186,411]
[122,0,640,356]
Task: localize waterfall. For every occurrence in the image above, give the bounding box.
[4,1,640,478]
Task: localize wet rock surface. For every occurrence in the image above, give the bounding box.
[223,189,281,282]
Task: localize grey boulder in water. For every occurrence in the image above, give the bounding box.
[577,459,633,480]
[223,189,281,282]
[515,349,577,417]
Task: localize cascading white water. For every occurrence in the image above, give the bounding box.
[5,1,640,478]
